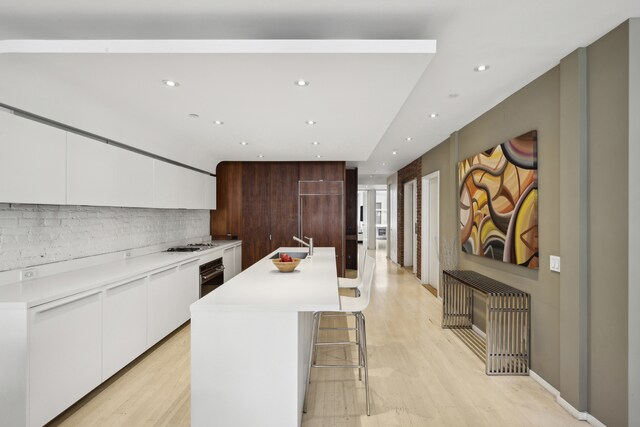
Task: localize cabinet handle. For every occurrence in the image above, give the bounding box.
[149,264,179,277]
[105,276,146,292]
[180,259,199,268]
[32,289,101,314]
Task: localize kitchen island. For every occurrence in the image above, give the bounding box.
[190,247,340,427]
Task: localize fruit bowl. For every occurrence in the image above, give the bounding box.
[272,258,302,273]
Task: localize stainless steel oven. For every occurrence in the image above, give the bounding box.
[200,257,224,297]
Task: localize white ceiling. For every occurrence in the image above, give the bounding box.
[0,1,639,179]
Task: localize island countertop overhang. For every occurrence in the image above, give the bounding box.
[190,247,341,313]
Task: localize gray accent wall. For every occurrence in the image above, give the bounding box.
[405,18,637,427]
[629,17,640,427]
[587,22,629,427]
[559,48,589,412]
[455,66,562,386]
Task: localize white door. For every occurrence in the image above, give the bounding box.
[421,172,440,293]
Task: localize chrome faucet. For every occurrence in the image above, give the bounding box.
[293,235,314,256]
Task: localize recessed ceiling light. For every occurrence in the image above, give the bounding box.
[295,80,310,86]
[474,65,490,72]
[316,154,322,158]
[311,141,320,146]
[162,80,179,87]
[382,162,386,166]
[306,120,316,125]
[406,137,413,141]
[213,120,224,125]
[257,154,264,158]
[239,141,248,146]
[188,113,199,119]
[448,93,459,98]
[392,150,398,155]
[429,113,439,118]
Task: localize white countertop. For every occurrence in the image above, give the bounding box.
[191,247,341,313]
[0,241,241,309]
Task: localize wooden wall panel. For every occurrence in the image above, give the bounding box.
[301,194,344,276]
[270,162,300,251]
[299,161,345,181]
[213,160,346,273]
[210,162,243,239]
[241,162,271,269]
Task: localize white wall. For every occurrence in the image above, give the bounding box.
[0,203,210,272]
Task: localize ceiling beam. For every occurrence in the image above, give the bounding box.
[0,39,436,55]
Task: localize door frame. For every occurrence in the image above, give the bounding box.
[421,171,440,293]
[403,179,418,273]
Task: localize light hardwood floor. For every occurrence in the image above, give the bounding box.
[51,248,582,427]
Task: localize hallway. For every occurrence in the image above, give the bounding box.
[302,247,582,426]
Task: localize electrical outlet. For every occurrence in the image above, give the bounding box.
[550,255,561,273]
[22,268,37,280]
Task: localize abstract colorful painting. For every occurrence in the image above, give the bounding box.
[459,131,538,269]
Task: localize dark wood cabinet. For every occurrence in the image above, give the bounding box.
[269,162,300,251]
[299,161,345,181]
[212,161,346,275]
[241,162,272,269]
[210,162,243,239]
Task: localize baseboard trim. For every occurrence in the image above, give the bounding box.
[585,413,607,427]
[556,395,587,421]
[529,370,607,426]
[529,370,559,397]
[471,324,487,340]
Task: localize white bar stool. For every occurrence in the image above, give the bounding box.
[338,246,367,296]
[304,255,376,416]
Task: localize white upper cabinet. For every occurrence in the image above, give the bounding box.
[0,112,67,205]
[2,113,214,209]
[205,175,217,210]
[153,160,181,208]
[179,167,205,209]
[67,133,154,208]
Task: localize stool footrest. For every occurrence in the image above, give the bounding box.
[312,364,363,369]
[314,341,358,346]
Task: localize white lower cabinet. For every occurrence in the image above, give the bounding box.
[102,276,148,380]
[223,245,242,282]
[176,260,199,325]
[223,247,234,282]
[234,245,243,277]
[148,264,181,346]
[29,291,103,427]
[11,254,207,426]
[147,259,198,346]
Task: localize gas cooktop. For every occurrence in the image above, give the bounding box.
[166,242,222,252]
[166,246,202,252]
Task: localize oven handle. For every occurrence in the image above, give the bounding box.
[201,267,225,282]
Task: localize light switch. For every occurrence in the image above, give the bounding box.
[550,255,561,273]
